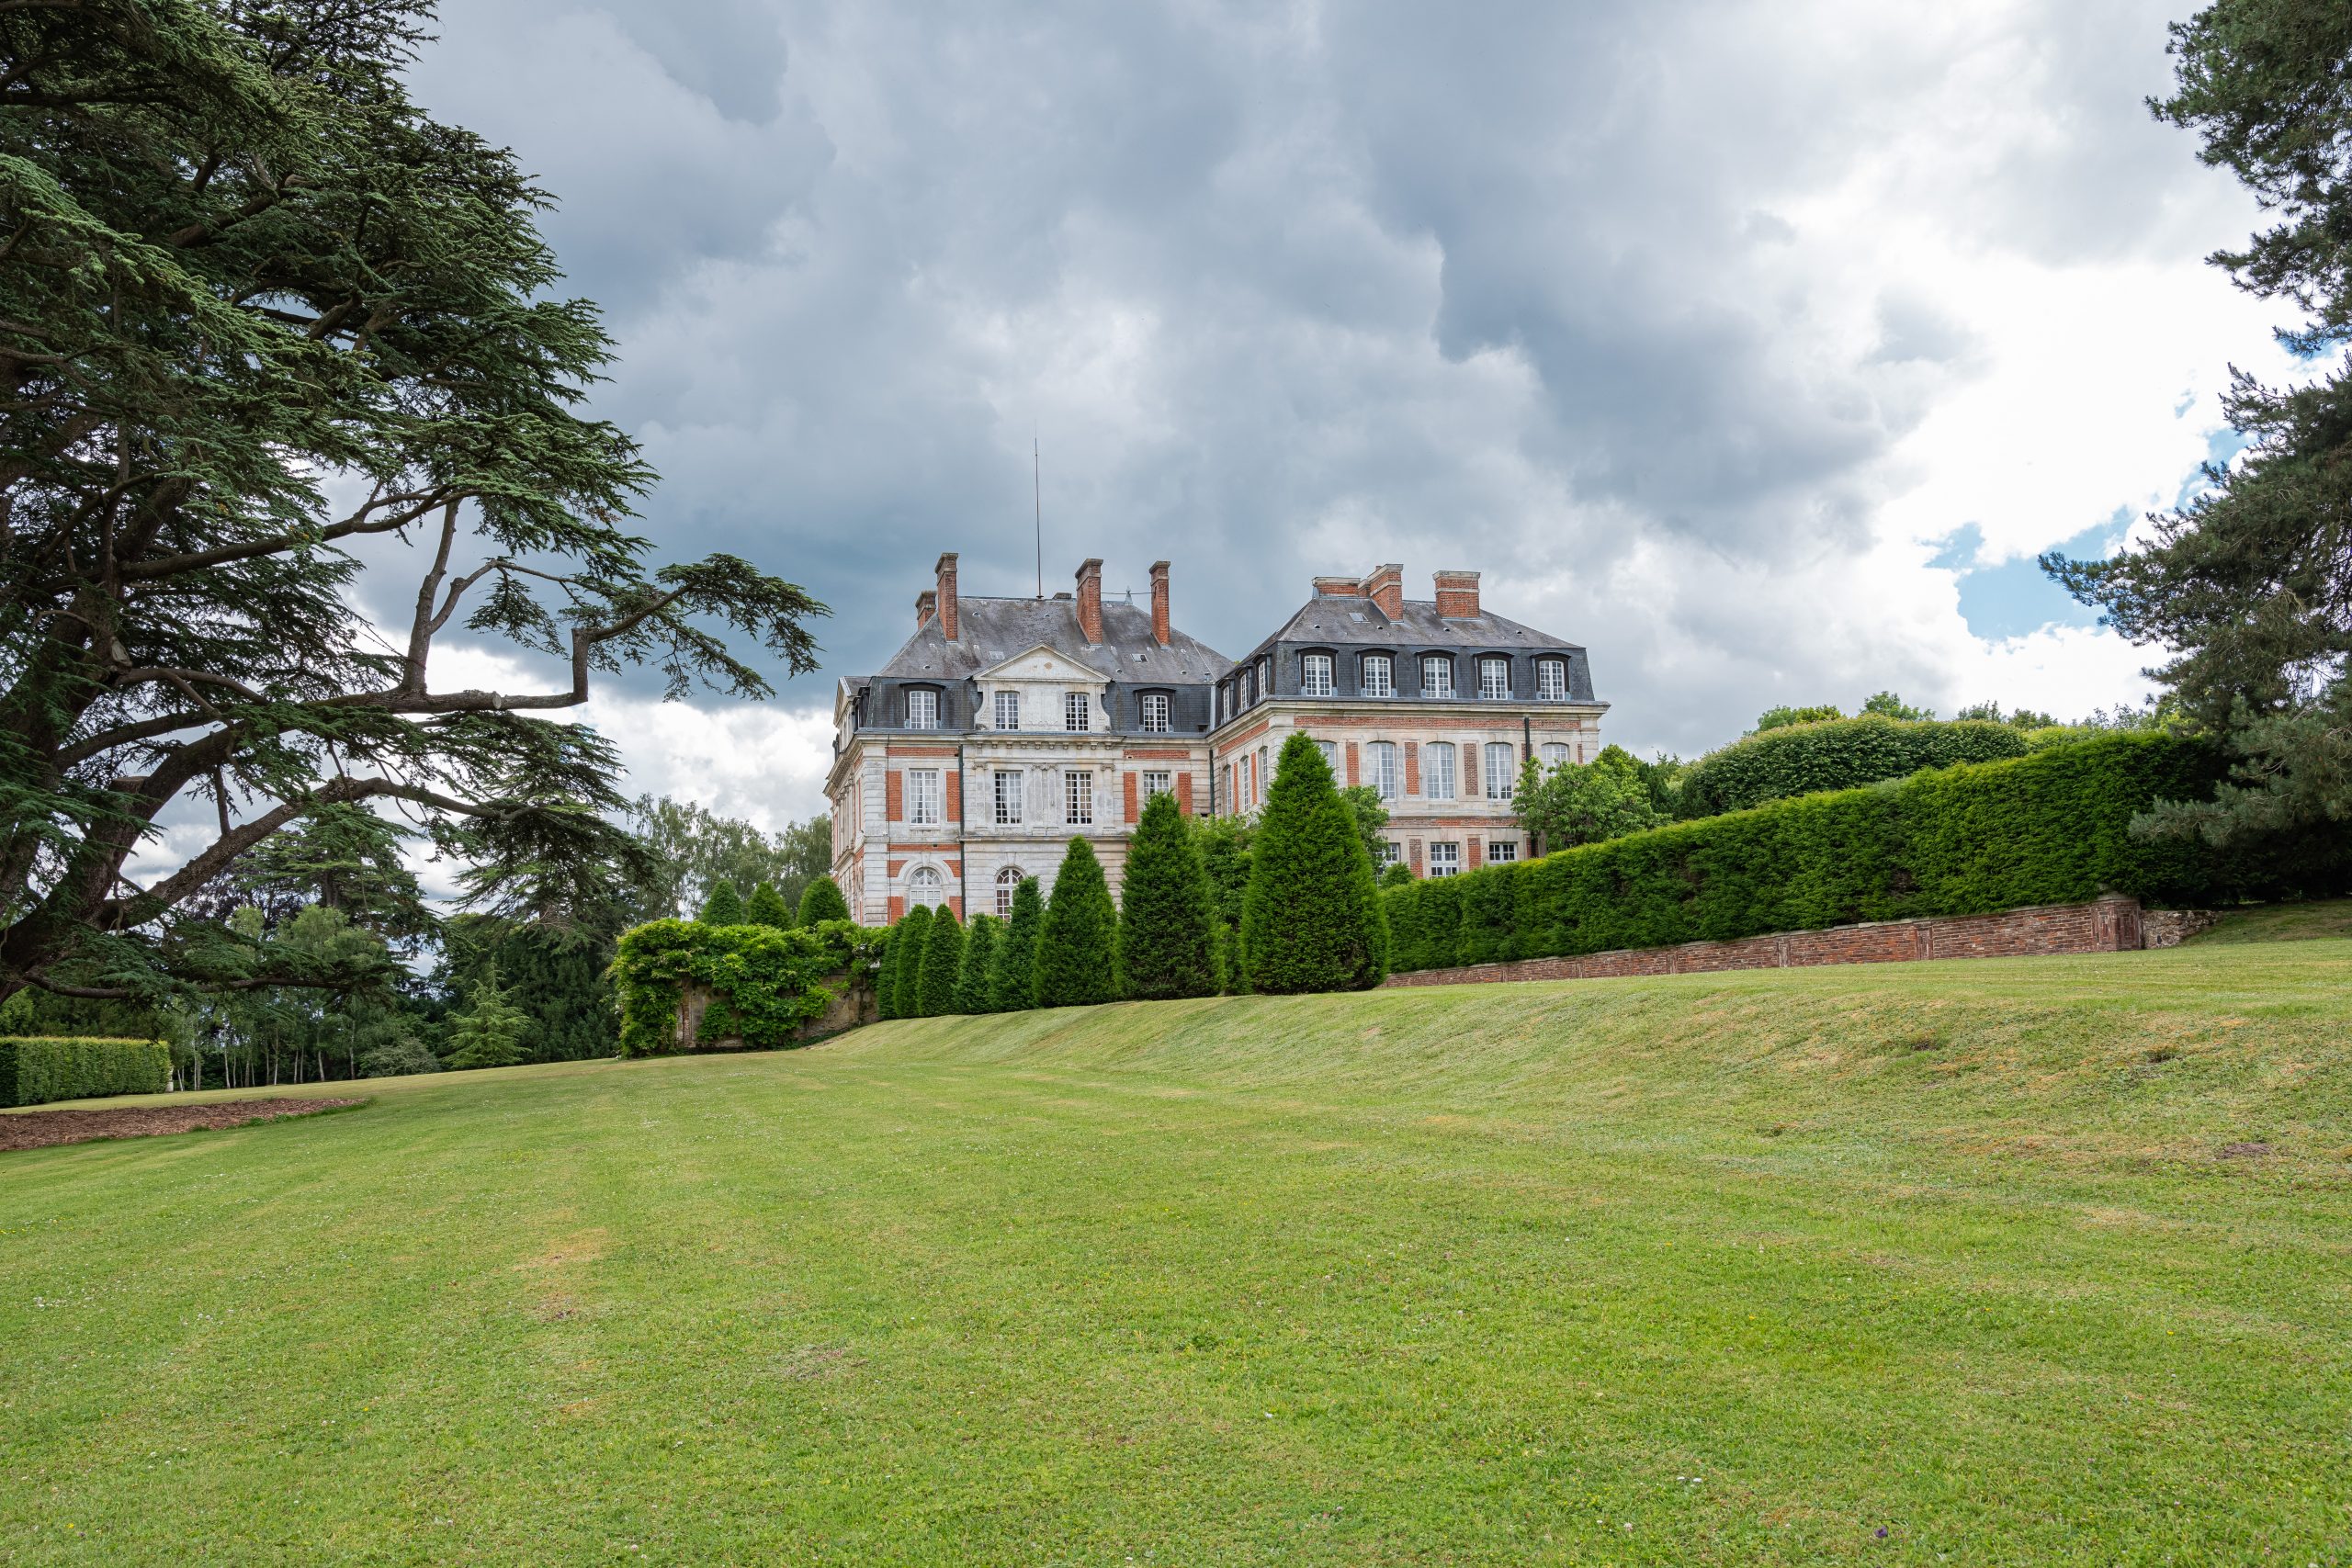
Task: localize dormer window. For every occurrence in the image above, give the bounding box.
[1478,657,1510,700]
[1422,656,1454,698]
[1537,658,1566,701]
[1257,657,1272,698]
[1302,653,1334,697]
[1239,667,1253,706]
[906,689,939,729]
[1361,654,1394,698]
[1140,692,1171,734]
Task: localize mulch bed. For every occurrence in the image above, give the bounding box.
[0,1098,363,1153]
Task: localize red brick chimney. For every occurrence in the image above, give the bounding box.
[1075,558,1104,643]
[934,551,959,641]
[916,588,936,630]
[1433,570,1480,618]
[1312,575,1363,598]
[1149,559,1170,646]
[1364,563,1405,618]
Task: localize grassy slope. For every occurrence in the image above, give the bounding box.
[2188,896,2352,945]
[4,944,2350,1565]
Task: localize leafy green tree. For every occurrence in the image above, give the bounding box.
[1117,793,1219,1000]
[1954,701,2062,730]
[888,907,933,1021]
[1035,841,1120,1008]
[744,882,794,930]
[1631,751,1689,818]
[699,881,746,926]
[955,915,1001,1014]
[989,878,1045,1011]
[1337,785,1393,868]
[797,876,852,926]
[0,6,831,1010]
[1860,692,1935,722]
[446,964,529,1070]
[625,797,832,921]
[1514,745,1668,852]
[1755,704,1844,733]
[1379,862,1414,889]
[1240,733,1387,993]
[917,906,966,1017]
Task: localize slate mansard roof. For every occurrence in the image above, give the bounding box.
[873,595,1227,685]
[1227,594,1600,706]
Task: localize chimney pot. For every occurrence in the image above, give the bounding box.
[933,551,959,641]
[1075,558,1104,644]
[1149,559,1171,647]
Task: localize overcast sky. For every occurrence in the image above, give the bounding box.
[396,0,2294,830]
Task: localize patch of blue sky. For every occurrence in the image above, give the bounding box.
[1929,513,2128,642]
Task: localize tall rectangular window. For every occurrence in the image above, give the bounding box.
[1141,692,1171,733]
[1424,741,1456,800]
[1143,769,1172,798]
[1367,740,1399,800]
[1314,738,1337,771]
[1537,659,1566,700]
[908,769,942,826]
[906,689,938,729]
[1066,771,1094,825]
[1486,741,1516,800]
[1375,840,1401,865]
[993,770,1023,825]
[1487,839,1519,863]
[1361,654,1393,697]
[1479,657,1510,700]
[1256,746,1269,806]
[1064,692,1091,732]
[1239,667,1253,706]
[1302,653,1334,696]
[994,691,1020,730]
[1429,842,1461,877]
[1422,656,1454,698]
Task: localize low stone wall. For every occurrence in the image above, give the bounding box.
[1379,894,2152,990]
[673,972,872,1051]
[2142,908,2223,949]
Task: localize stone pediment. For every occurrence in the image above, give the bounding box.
[973,642,1114,682]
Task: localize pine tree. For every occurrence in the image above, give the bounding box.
[699,880,746,925]
[874,922,907,1021]
[956,915,1001,1014]
[888,906,933,1021]
[797,875,852,926]
[1117,791,1218,1000]
[1241,731,1389,993]
[917,905,966,1017]
[1035,840,1120,1008]
[446,964,530,1069]
[744,881,795,929]
[990,877,1045,1010]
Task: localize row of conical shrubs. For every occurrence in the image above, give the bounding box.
[875,731,1387,1018]
[696,874,852,929]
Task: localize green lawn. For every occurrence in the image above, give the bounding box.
[6,943,2351,1565]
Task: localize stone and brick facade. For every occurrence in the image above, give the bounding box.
[827,556,1606,922]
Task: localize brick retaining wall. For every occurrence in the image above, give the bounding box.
[1378,894,2152,990]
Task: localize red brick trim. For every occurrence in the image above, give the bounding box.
[1380,897,2149,989]
[1122,747,1195,760]
[884,771,902,822]
[1123,772,1139,824]
[886,745,960,758]
[1176,773,1194,815]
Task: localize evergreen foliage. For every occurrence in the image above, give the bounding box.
[918,907,967,1017]
[990,879,1045,1010]
[1117,792,1220,1000]
[699,881,747,925]
[873,925,906,1021]
[744,882,795,930]
[797,876,853,927]
[1385,734,2312,973]
[446,966,530,1070]
[609,920,837,1055]
[955,916,1001,1014]
[1676,716,2030,819]
[442,917,616,1063]
[1380,863,1415,889]
[0,1037,170,1108]
[1239,733,1388,993]
[1035,841,1120,1008]
[889,907,933,1021]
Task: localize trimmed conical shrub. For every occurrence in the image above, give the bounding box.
[1117,790,1218,999]
[990,877,1044,1010]
[917,904,965,1017]
[955,914,1000,1014]
[888,905,932,1020]
[874,922,906,1020]
[744,881,794,929]
[1240,731,1388,993]
[699,879,745,925]
[797,875,851,926]
[1035,839,1119,1008]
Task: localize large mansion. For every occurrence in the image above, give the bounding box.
[826,554,1606,923]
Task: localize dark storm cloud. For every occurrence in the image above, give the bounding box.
[391,0,2241,769]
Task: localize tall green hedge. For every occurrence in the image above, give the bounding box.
[1676,714,2031,818]
[1386,734,2237,972]
[0,1036,171,1107]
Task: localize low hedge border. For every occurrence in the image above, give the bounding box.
[0,1036,171,1108]
[1387,734,2247,973]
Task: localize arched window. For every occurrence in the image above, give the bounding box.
[1540,741,1572,769]
[1366,740,1399,800]
[908,866,944,908]
[995,866,1024,917]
